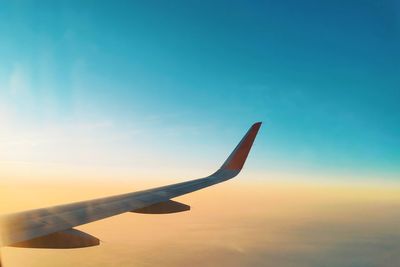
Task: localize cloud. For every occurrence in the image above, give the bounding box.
[0,103,13,127]
[9,63,31,96]
[2,178,400,266]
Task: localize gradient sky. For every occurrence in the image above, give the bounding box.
[0,0,399,183]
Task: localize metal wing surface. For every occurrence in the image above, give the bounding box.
[0,122,262,247]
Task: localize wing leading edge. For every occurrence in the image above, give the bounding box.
[0,122,262,247]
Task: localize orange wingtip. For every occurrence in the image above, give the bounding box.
[221,122,262,171]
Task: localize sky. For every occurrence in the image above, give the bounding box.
[0,0,399,184]
[1,1,400,266]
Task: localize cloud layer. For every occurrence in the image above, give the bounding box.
[2,181,400,266]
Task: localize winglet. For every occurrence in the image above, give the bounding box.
[220,122,262,171]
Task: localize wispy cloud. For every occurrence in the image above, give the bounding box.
[9,63,31,96]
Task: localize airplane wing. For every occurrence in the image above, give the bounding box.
[0,122,262,250]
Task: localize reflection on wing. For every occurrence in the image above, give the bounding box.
[0,122,262,248]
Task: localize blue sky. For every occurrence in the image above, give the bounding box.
[0,1,399,181]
